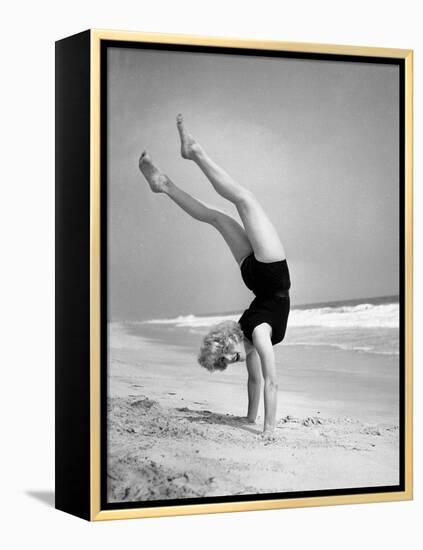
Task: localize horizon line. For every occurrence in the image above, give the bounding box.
[109,293,399,323]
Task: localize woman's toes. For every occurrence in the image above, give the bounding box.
[139,150,149,167]
[138,152,169,193]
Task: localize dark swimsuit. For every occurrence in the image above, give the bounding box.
[238,253,291,345]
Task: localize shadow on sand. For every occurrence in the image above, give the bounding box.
[177,407,260,436]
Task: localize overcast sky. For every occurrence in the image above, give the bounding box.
[107,47,399,321]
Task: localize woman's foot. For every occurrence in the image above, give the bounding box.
[138,151,170,193]
[176,114,202,160]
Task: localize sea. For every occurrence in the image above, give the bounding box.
[131,295,400,357]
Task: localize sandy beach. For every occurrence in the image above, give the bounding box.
[107,321,399,503]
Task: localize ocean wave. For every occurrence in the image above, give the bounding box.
[144,313,239,328]
[283,341,399,356]
[143,302,399,329]
[289,303,398,328]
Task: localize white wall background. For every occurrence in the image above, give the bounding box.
[0,0,420,548]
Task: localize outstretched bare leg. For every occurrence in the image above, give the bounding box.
[176,114,286,262]
[139,152,252,264]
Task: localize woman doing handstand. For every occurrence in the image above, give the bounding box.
[139,115,291,440]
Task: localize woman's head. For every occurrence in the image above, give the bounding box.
[198,320,245,372]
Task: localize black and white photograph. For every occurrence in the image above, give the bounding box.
[4,0,421,542]
[104,43,403,505]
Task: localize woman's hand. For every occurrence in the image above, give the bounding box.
[261,430,276,442]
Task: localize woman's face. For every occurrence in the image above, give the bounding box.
[222,340,246,366]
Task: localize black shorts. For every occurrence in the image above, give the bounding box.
[240,253,291,296]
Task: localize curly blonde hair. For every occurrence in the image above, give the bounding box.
[198,320,244,372]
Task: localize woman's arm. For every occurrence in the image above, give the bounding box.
[252,324,278,439]
[246,349,262,423]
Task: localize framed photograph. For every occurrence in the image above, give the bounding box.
[55,29,413,521]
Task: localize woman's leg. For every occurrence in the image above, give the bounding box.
[139,152,252,264]
[176,114,286,262]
